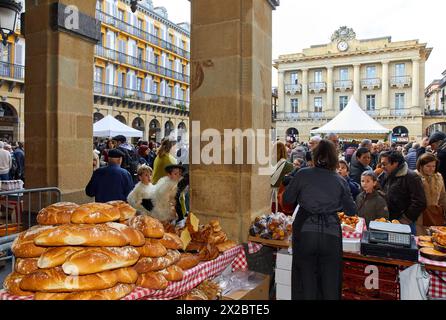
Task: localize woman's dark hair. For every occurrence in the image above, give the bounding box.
[416,153,439,173]
[356,147,371,159]
[380,150,405,165]
[312,139,339,171]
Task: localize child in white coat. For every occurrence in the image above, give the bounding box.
[127,165,154,214]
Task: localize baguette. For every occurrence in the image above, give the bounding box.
[134,238,167,258]
[71,203,121,224]
[38,247,84,269]
[165,249,181,265]
[128,215,164,239]
[20,267,137,293]
[62,247,140,276]
[15,258,39,275]
[133,256,171,274]
[176,253,200,270]
[159,265,184,282]
[159,233,183,250]
[3,272,34,296]
[37,202,79,225]
[136,272,168,290]
[34,224,130,247]
[34,283,135,300]
[107,201,137,222]
[106,222,145,247]
[12,226,56,258]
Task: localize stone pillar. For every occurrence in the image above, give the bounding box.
[190,0,276,242]
[326,66,334,112]
[381,61,389,112]
[412,58,420,109]
[301,68,309,113]
[277,71,285,113]
[25,0,98,203]
[353,64,361,102]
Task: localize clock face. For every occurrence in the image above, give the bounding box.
[338,41,349,52]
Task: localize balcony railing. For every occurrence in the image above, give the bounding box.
[95,46,189,83]
[424,109,446,116]
[308,111,324,118]
[284,84,302,95]
[361,78,381,89]
[273,112,300,121]
[308,82,327,93]
[94,81,189,111]
[366,109,378,117]
[334,80,353,91]
[390,76,412,88]
[96,10,190,60]
[389,109,409,116]
[0,62,24,81]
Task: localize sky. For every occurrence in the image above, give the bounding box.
[154,0,446,87]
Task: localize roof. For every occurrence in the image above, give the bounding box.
[93,115,143,138]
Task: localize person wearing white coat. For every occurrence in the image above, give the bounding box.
[127,165,154,214]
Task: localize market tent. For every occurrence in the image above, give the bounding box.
[310,97,391,136]
[93,115,143,138]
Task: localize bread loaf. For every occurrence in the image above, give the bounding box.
[3,272,34,296]
[20,267,137,293]
[128,215,164,239]
[34,283,135,300]
[176,253,200,270]
[216,240,237,253]
[114,267,138,284]
[15,258,39,275]
[136,272,168,290]
[62,247,140,276]
[106,222,145,247]
[159,233,183,250]
[107,201,137,222]
[33,224,130,247]
[165,249,181,265]
[178,288,208,300]
[198,244,220,261]
[159,265,184,282]
[36,202,79,225]
[133,256,171,274]
[38,247,84,269]
[134,239,167,258]
[12,226,56,258]
[71,203,121,224]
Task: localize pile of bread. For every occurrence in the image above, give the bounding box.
[2,201,200,300]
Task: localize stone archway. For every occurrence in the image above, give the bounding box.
[93,112,104,123]
[426,122,446,137]
[164,120,174,138]
[131,117,145,144]
[115,115,127,124]
[286,127,299,143]
[0,102,19,142]
[392,126,409,144]
[177,121,187,143]
[149,119,161,143]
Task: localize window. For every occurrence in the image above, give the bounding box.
[366,66,376,79]
[154,26,159,37]
[314,97,323,112]
[169,34,174,45]
[290,72,298,84]
[339,68,349,81]
[395,93,405,109]
[291,99,298,113]
[395,63,405,77]
[118,72,125,88]
[137,47,144,62]
[339,96,348,111]
[366,95,376,111]
[137,19,143,30]
[154,54,159,65]
[117,9,124,21]
[94,67,103,83]
[314,70,322,83]
[166,85,172,98]
[137,77,143,91]
[152,81,158,95]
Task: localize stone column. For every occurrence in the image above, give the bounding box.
[190,0,276,242]
[326,66,334,112]
[277,71,285,113]
[301,68,309,113]
[412,58,420,109]
[353,64,361,102]
[25,0,98,203]
[381,61,389,112]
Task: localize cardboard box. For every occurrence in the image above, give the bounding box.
[276,249,292,271]
[276,283,291,300]
[222,272,270,300]
[275,268,291,286]
[342,238,361,253]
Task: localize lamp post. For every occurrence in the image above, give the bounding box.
[0,0,22,46]
[130,0,139,13]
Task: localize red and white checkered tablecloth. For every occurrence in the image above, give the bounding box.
[247,241,263,254]
[428,270,446,299]
[0,245,247,301]
[342,218,366,239]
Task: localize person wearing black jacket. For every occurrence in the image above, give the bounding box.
[427,132,446,189]
[378,151,427,234]
[283,140,357,300]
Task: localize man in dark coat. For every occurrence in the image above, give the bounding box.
[378,151,426,233]
[13,142,25,180]
[85,149,134,203]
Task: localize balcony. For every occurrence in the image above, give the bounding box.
[308,111,324,119]
[390,76,412,88]
[94,81,189,112]
[96,10,190,60]
[361,78,381,90]
[308,82,327,93]
[334,80,353,91]
[284,84,302,95]
[95,46,190,84]
[424,109,446,116]
[389,109,410,116]
[0,62,25,81]
[365,109,379,117]
[273,112,300,121]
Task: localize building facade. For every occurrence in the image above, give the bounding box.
[424,70,446,136]
[0,0,190,143]
[273,27,432,143]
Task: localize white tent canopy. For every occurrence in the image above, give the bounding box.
[93,115,143,138]
[310,97,391,135]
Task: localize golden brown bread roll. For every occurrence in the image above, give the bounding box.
[128,215,164,239]
[216,240,237,253]
[198,244,220,261]
[115,267,138,284]
[38,247,84,269]
[36,202,79,225]
[208,231,228,245]
[20,267,137,293]
[107,201,137,222]
[133,256,171,274]
[185,241,205,252]
[71,203,121,224]
[34,283,135,300]
[62,247,140,276]
[136,272,168,290]
[105,222,145,247]
[3,272,34,296]
[12,226,56,258]
[176,253,200,270]
[165,249,181,265]
[159,265,184,282]
[159,233,183,250]
[33,224,130,247]
[15,258,39,275]
[134,238,167,258]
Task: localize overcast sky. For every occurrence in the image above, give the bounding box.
[155,0,445,87]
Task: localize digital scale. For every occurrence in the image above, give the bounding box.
[360,221,419,262]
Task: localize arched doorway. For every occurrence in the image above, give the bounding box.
[286,127,299,143]
[392,126,409,144]
[149,119,161,143]
[93,112,104,123]
[426,122,446,137]
[164,120,174,138]
[115,115,126,125]
[132,117,145,144]
[0,102,19,142]
[177,122,187,143]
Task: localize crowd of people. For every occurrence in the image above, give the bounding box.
[0,141,25,182]
[272,132,446,300]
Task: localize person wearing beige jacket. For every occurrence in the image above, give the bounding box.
[415,153,446,235]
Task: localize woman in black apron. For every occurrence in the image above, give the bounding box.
[283,139,357,300]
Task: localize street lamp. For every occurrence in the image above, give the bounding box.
[130,0,139,13]
[0,0,22,46]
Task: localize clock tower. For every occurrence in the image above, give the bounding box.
[331,26,356,52]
